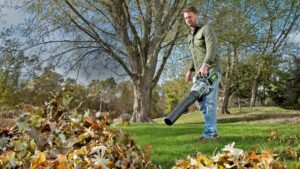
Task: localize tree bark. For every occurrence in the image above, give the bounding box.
[131,76,153,122]
[250,68,261,107]
[221,87,231,114]
[220,46,237,114]
[250,80,257,107]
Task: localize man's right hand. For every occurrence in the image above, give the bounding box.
[185,71,192,82]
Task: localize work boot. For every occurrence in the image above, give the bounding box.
[213,134,219,138]
[199,134,219,143]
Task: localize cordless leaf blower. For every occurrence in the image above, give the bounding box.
[164,72,218,125]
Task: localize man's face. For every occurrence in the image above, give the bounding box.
[183,12,198,28]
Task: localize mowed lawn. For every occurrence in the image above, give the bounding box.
[117,107,300,169]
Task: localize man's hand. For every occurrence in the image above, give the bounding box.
[185,70,192,82]
[197,64,209,77]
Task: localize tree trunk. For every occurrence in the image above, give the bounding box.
[130,77,153,122]
[238,97,241,111]
[250,63,262,107]
[221,87,231,114]
[220,46,237,114]
[250,80,258,107]
[99,92,102,112]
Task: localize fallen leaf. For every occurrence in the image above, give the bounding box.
[31,152,47,169]
[55,155,72,169]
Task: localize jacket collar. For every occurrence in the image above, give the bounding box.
[191,23,203,36]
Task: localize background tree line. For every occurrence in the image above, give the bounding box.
[0,0,299,121]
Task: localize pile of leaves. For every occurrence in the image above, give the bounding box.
[0,95,159,169]
[172,142,294,169]
[267,129,300,161]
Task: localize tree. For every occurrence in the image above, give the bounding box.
[163,76,192,114]
[22,65,64,106]
[286,54,300,107]
[248,0,300,107]
[0,50,24,105]
[150,85,165,118]
[267,53,300,108]
[114,80,134,116]
[204,0,300,110]
[0,33,37,106]
[23,0,188,122]
[210,0,256,114]
[63,78,88,111]
[87,77,117,112]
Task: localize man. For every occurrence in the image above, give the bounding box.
[183,6,221,142]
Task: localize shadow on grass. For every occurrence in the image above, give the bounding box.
[218,113,300,123]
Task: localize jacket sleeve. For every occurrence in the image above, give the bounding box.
[203,24,217,66]
[187,35,195,71]
[189,60,195,71]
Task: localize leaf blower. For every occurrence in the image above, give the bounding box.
[164,72,218,125]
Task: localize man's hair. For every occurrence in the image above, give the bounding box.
[182,6,198,14]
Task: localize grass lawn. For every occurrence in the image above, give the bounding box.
[116,107,300,168]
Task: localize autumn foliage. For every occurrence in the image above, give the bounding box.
[172,143,285,169]
[172,130,300,169]
[0,93,299,168]
[0,96,158,169]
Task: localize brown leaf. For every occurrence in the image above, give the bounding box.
[85,117,99,130]
[0,151,15,165]
[41,123,51,132]
[22,104,38,114]
[269,129,279,137]
[144,144,152,162]
[249,152,258,160]
[286,147,298,158]
[31,152,47,169]
[54,155,72,169]
[269,161,284,169]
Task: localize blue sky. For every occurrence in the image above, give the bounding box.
[0,0,24,30]
[1,1,299,84]
[1,1,299,42]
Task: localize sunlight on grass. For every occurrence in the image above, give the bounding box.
[229,106,287,114]
[154,106,299,124]
[117,107,300,168]
[118,123,300,169]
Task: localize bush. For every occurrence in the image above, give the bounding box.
[264,97,275,106]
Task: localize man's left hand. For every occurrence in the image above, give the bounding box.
[197,64,209,77]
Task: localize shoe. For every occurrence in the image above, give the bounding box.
[213,134,219,138]
[199,137,213,143]
[199,134,219,143]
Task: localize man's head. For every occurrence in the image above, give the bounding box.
[182,6,199,29]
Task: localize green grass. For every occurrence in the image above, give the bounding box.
[118,123,300,168]
[115,107,300,168]
[154,107,299,124]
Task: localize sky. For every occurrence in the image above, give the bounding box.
[0,0,24,30]
[2,3,299,42]
[290,31,300,43]
[0,1,121,84]
[1,1,300,84]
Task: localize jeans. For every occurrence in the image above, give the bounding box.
[197,72,220,138]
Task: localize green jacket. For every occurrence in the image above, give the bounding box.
[188,23,220,73]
